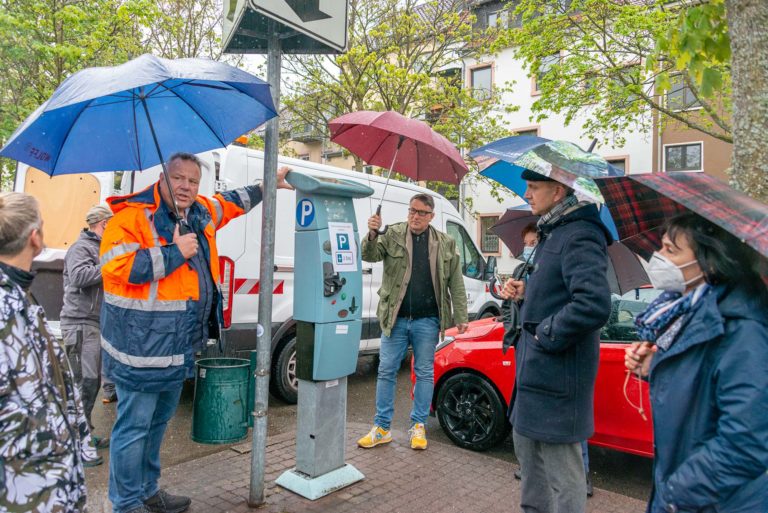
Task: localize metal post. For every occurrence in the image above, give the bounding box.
[249,20,281,507]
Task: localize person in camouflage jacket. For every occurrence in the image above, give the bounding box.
[0,192,97,512]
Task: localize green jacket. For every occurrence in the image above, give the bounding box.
[362,222,468,337]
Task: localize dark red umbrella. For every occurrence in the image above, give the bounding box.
[596,172,768,260]
[328,111,468,214]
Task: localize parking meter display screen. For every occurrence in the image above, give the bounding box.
[322,198,350,221]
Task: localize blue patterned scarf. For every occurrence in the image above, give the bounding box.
[635,283,711,351]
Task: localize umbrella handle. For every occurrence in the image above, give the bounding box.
[488,275,505,301]
[177,217,192,235]
[374,204,389,235]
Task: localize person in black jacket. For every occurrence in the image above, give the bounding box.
[626,213,768,513]
[502,170,611,513]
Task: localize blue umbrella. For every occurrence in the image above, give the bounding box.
[0,53,276,221]
[470,135,624,202]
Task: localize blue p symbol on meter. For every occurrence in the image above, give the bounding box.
[336,233,350,250]
[296,199,315,227]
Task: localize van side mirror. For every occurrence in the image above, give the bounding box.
[483,256,497,280]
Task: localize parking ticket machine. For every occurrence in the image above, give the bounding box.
[275,171,373,499]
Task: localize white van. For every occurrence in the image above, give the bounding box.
[15,144,501,402]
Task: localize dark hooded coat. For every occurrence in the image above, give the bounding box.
[510,203,612,444]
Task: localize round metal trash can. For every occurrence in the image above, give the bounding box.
[191,358,250,444]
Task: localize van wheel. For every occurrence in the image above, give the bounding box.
[435,373,510,451]
[272,337,298,404]
[479,310,497,319]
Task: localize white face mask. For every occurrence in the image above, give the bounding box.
[646,252,703,293]
[521,245,536,262]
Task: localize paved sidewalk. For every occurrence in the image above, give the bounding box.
[86,422,647,513]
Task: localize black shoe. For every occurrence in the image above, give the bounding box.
[586,475,593,497]
[514,468,521,480]
[144,490,191,513]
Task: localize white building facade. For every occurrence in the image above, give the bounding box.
[461,1,654,274]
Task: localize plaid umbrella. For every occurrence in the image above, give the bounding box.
[596,172,768,260]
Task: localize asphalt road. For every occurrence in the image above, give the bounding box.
[86,355,653,505]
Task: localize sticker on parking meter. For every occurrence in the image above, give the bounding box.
[328,222,357,272]
[296,199,315,227]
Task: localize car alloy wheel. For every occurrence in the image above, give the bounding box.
[435,372,510,451]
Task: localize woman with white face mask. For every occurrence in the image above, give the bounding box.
[625,213,768,513]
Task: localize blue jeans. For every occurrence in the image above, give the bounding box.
[109,384,183,513]
[374,316,440,429]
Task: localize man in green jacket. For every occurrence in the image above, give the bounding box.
[358,193,468,451]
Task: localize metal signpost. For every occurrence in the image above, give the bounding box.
[221,0,349,507]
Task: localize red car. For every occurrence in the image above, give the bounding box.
[421,288,658,456]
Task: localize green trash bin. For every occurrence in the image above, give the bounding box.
[192,358,250,444]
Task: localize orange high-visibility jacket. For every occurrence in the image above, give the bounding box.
[99,181,262,391]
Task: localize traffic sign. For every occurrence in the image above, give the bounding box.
[222,0,348,54]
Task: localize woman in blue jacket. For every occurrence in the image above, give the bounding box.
[625,213,768,513]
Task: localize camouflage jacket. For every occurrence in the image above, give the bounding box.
[0,266,90,512]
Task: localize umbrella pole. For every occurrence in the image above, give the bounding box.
[139,96,187,231]
[375,135,406,217]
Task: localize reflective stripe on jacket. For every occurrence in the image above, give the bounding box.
[99,182,261,392]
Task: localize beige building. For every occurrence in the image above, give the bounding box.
[283,124,358,170]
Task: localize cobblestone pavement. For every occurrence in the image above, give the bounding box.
[87,422,647,513]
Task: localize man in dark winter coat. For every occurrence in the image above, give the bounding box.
[60,204,113,434]
[502,170,611,513]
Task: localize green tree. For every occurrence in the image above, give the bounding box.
[0,0,150,189]
[138,0,229,60]
[281,0,517,197]
[627,0,765,201]
[0,0,233,191]
[507,0,732,148]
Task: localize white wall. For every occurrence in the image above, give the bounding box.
[462,46,654,272]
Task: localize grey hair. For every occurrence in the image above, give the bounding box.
[0,192,42,256]
[410,193,435,210]
[167,152,204,174]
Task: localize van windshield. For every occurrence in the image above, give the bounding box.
[446,221,483,280]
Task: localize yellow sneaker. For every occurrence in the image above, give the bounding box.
[409,423,427,450]
[357,425,392,448]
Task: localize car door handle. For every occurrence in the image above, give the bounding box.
[362,268,373,275]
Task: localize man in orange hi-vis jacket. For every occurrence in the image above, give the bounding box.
[100,152,291,513]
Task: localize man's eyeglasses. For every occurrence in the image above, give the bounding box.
[408,208,433,217]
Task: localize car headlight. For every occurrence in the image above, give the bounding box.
[436,336,455,352]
